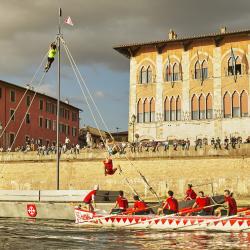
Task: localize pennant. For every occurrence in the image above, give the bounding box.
[64,16,74,26]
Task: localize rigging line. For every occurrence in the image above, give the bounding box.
[118,167,140,197]
[61,37,159,202]
[62,40,143,198]
[60,38,115,141]
[61,40,108,150]
[8,72,47,151]
[61,38,160,202]
[0,50,49,140]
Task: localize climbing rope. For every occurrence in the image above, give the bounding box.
[61,37,160,202]
[0,50,49,140]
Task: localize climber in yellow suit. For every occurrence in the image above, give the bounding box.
[45,43,57,72]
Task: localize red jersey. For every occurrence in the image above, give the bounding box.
[83,190,96,204]
[116,196,128,210]
[103,159,113,171]
[134,200,148,210]
[185,188,197,200]
[165,197,178,212]
[225,196,237,215]
[195,196,210,211]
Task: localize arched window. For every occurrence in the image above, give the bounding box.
[173,63,179,81]
[194,61,201,79]
[201,60,208,80]
[150,98,155,122]
[140,66,147,84]
[147,66,152,83]
[228,55,242,76]
[164,97,170,121]
[223,92,231,118]
[170,97,176,121]
[191,95,198,120]
[232,91,240,118]
[235,56,242,75]
[143,99,150,122]
[240,90,248,117]
[165,65,171,82]
[206,94,213,119]
[199,94,205,120]
[176,96,181,121]
[137,99,143,123]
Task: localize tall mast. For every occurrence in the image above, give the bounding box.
[56,7,62,190]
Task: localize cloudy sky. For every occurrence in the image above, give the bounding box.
[1,0,250,132]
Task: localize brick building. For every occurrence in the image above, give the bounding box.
[0,80,80,149]
[114,28,250,143]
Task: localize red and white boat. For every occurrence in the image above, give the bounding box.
[74,207,250,232]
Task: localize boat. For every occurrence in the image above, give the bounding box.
[74,207,250,232]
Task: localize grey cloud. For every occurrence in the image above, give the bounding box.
[1,0,250,77]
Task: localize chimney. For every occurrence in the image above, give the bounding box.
[168,29,177,40]
[220,26,227,34]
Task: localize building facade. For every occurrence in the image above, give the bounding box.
[0,80,80,150]
[114,28,250,143]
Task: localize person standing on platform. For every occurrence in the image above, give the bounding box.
[83,185,99,212]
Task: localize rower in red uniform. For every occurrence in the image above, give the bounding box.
[83,185,99,212]
[133,195,150,215]
[185,184,197,200]
[158,190,178,215]
[224,189,237,216]
[192,191,211,215]
[111,190,128,214]
[103,156,117,176]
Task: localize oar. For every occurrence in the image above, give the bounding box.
[175,207,250,230]
[123,203,218,228]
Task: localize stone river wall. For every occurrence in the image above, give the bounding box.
[0,151,249,202]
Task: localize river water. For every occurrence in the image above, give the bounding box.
[0,218,249,249]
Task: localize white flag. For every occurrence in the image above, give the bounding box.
[64,16,74,26]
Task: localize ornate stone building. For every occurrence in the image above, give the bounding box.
[114,28,250,142]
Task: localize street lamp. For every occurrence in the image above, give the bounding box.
[130,114,136,143]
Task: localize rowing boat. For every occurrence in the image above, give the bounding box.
[74,207,250,232]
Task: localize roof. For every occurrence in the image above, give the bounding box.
[113,28,250,58]
[79,126,107,138]
[0,79,82,111]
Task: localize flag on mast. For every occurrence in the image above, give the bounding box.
[64,16,74,26]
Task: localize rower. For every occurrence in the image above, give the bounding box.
[110,190,128,214]
[103,156,117,176]
[184,184,197,201]
[133,195,151,215]
[83,185,99,212]
[224,189,237,216]
[192,191,211,216]
[158,190,178,215]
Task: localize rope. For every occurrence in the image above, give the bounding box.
[61,38,108,151]
[60,37,115,141]
[61,37,160,202]
[8,72,47,151]
[0,50,48,140]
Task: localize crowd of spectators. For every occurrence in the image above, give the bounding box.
[0,135,249,155]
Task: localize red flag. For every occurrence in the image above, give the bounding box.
[64,16,74,26]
